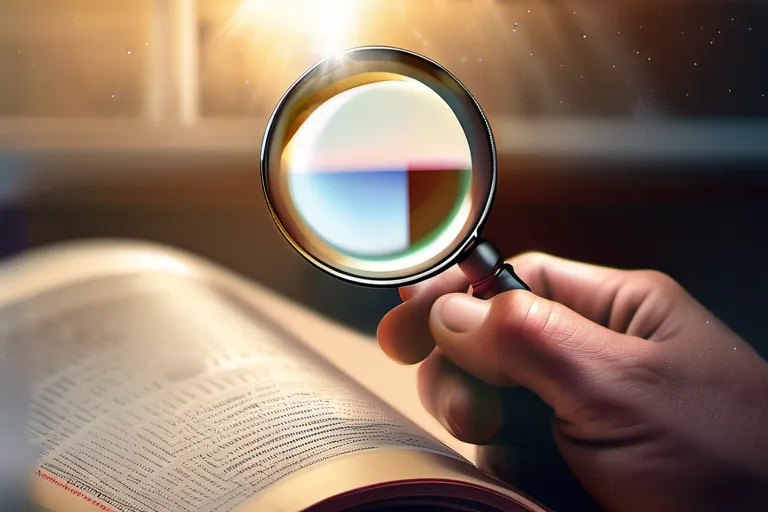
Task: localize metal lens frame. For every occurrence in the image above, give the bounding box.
[261,46,498,287]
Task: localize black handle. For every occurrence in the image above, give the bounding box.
[458,239,530,300]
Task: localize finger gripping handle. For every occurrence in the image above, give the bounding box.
[458,239,531,300]
[471,262,530,299]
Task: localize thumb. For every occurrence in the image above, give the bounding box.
[429,291,647,413]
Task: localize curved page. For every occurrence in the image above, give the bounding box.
[0,267,539,512]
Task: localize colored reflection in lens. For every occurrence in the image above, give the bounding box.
[281,79,472,267]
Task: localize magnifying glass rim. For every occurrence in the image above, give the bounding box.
[261,45,497,288]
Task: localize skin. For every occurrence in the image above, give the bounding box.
[378,252,768,512]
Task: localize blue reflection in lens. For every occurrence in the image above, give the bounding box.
[288,169,409,258]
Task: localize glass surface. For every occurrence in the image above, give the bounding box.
[263,50,495,284]
[284,79,471,261]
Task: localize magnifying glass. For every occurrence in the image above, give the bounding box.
[261,46,530,299]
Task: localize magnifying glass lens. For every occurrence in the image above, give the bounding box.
[286,78,472,260]
[263,48,498,286]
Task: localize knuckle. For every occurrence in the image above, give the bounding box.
[604,343,668,405]
[627,341,667,378]
[491,292,553,343]
[508,251,549,268]
[632,269,681,294]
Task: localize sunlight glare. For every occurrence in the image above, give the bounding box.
[231,0,359,57]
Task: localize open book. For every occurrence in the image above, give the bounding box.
[0,240,547,512]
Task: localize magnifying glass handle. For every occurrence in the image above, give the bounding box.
[458,239,531,300]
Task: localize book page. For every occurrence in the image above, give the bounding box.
[2,272,459,512]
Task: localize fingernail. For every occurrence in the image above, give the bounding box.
[398,276,440,302]
[399,279,432,301]
[437,295,490,333]
[399,286,418,302]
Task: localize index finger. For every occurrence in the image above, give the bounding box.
[377,265,469,364]
[379,252,627,364]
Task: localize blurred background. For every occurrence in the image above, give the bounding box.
[1,0,767,354]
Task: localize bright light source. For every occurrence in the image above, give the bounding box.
[230,0,359,57]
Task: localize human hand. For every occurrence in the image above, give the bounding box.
[378,253,768,512]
